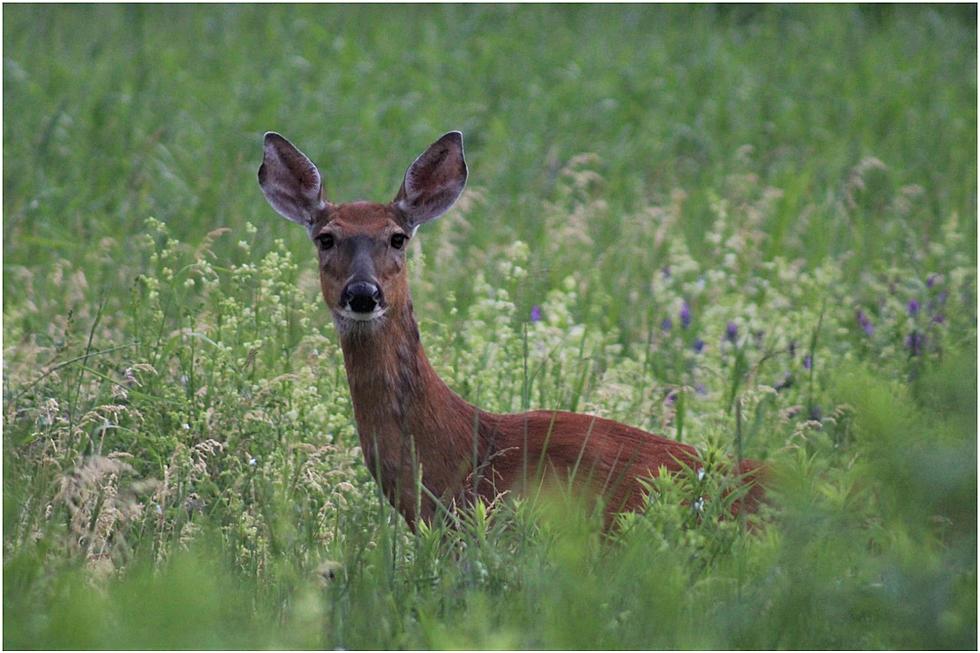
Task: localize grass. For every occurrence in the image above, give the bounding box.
[3,4,977,649]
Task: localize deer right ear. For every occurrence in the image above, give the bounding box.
[258,132,326,230]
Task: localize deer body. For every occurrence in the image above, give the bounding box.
[259,131,762,529]
[340,305,703,528]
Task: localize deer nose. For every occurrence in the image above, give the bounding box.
[342,281,382,313]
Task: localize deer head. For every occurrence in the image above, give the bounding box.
[258,131,468,335]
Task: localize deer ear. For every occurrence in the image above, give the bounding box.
[394,131,467,229]
[258,132,326,229]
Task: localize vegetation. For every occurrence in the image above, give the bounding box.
[3,5,976,649]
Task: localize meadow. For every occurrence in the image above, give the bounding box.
[3,4,977,649]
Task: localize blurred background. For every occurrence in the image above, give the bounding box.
[3,5,976,649]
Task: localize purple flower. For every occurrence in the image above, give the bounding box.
[661,317,673,332]
[926,274,938,289]
[725,321,738,343]
[803,355,812,370]
[932,314,945,325]
[530,305,542,323]
[695,383,707,396]
[856,310,875,336]
[680,301,692,329]
[907,299,920,317]
[906,330,925,356]
[665,391,678,405]
[661,266,671,280]
[693,338,705,353]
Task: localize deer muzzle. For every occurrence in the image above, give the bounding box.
[341,280,384,315]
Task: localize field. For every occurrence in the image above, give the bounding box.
[3,5,977,649]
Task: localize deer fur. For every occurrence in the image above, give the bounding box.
[258,130,764,530]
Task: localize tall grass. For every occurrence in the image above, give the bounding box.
[3,5,976,649]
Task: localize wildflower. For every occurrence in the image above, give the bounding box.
[694,383,707,396]
[693,496,705,513]
[906,330,925,356]
[697,468,706,481]
[788,339,797,358]
[661,317,673,332]
[856,310,875,336]
[932,314,945,325]
[907,299,920,317]
[803,355,812,370]
[530,305,542,322]
[665,390,678,405]
[680,301,692,329]
[926,274,938,288]
[725,321,738,343]
[661,266,671,279]
[248,457,257,467]
[775,371,794,391]
[693,338,705,353]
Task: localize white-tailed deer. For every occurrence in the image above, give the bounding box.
[258,131,764,530]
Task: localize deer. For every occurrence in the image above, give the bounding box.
[258,130,765,531]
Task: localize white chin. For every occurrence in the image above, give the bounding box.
[335,308,387,323]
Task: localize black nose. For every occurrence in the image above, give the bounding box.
[342,281,382,313]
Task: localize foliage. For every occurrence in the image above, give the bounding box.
[3,5,976,650]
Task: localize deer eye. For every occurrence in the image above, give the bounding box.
[317,234,335,251]
[390,233,407,250]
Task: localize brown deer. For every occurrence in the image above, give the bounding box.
[258,131,764,530]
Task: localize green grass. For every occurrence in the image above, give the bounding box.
[3,5,976,649]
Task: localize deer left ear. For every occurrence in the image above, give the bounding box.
[394,131,468,230]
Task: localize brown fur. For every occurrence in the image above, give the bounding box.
[312,203,764,530]
[258,132,765,531]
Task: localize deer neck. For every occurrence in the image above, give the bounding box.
[336,302,487,487]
